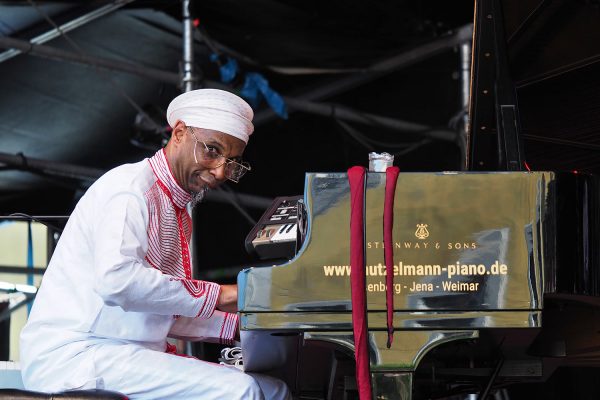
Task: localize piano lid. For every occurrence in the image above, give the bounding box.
[468,0,600,173]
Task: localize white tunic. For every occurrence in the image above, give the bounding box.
[19,150,286,399]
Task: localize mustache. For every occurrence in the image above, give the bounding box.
[196,172,218,189]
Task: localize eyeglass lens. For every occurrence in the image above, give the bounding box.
[192,134,250,182]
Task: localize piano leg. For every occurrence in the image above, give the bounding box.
[371,372,412,400]
[305,330,479,399]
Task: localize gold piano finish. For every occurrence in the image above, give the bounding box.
[238,172,555,398]
[240,172,553,328]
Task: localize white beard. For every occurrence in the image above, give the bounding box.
[190,186,210,208]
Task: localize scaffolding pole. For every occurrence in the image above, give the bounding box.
[181,0,196,92]
[0,0,135,64]
[0,36,180,84]
[284,97,456,142]
[0,151,104,181]
[254,24,473,126]
[459,39,472,169]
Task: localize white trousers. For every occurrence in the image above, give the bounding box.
[25,341,291,400]
[94,342,291,400]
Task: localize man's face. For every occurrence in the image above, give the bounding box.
[169,122,247,196]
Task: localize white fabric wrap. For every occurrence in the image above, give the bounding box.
[167,89,254,143]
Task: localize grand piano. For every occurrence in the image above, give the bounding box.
[237,0,600,398]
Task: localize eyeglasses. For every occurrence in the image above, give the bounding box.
[188,127,251,183]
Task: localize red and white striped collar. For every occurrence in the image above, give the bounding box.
[148,149,192,209]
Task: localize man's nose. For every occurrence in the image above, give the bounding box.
[209,163,227,182]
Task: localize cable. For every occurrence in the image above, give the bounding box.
[7,213,66,233]
[448,108,468,131]
[0,294,36,323]
[393,138,432,156]
[194,24,364,76]
[335,119,376,151]
[335,119,425,151]
[216,185,257,226]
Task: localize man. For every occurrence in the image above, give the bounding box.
[20,89,290,400]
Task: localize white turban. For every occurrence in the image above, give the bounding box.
[166,89,254,143]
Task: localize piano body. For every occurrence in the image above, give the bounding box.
[238,0,600,398]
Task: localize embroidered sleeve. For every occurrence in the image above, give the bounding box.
[92,191,219,318]
[169,277,221,318]
[169,311,239,344]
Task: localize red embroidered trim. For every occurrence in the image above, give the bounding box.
[145,152,218,317]
[160,149,190,207]
[176,207,192,279]
[155,179,192,278]
[168,277,207,300]
[145,166,190,280]
[219,315,227,339]
[182,280,206,298]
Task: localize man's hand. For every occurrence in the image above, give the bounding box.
[217,284,238,313]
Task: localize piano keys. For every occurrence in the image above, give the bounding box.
[245,196,305,260]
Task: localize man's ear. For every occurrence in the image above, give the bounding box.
[171,120,187,144]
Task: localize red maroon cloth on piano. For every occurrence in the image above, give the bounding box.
[384,166,400,348]
[348,166,372,400]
